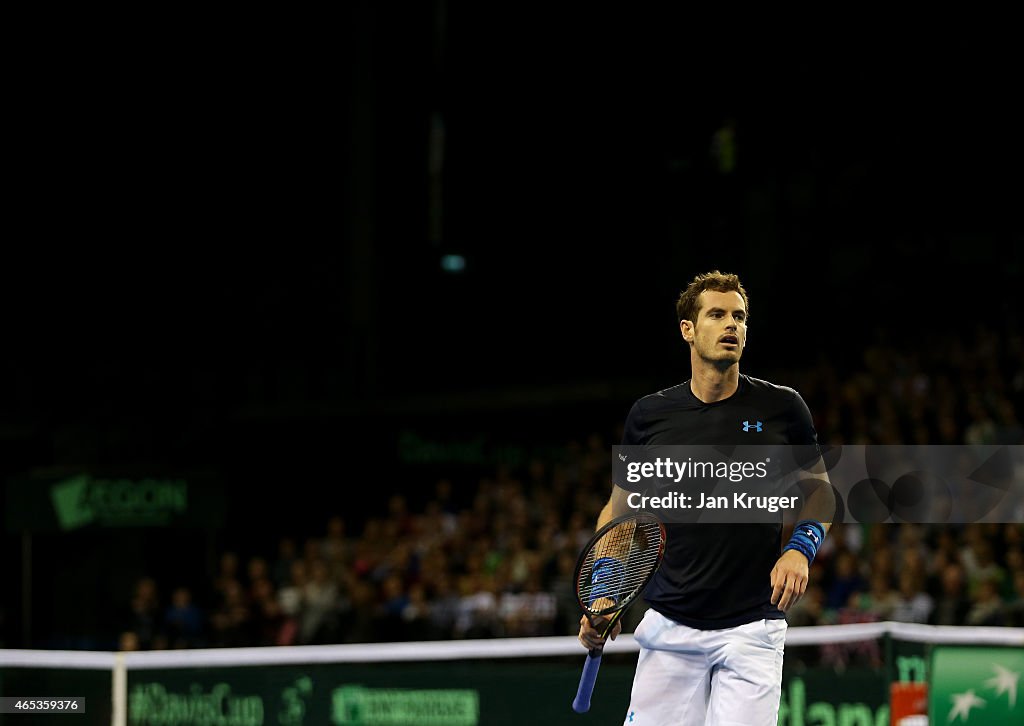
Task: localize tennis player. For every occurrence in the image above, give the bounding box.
[579,271,834,725]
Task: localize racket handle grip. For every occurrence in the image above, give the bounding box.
[572,649,603,713]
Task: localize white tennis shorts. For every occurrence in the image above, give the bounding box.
[622,608,787,726]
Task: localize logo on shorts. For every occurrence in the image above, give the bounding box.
[742,420,763,432]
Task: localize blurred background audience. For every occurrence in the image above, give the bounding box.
[105,325,1023,654]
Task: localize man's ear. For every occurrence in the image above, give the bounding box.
[680,319,694,345]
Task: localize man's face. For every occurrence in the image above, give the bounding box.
[680,290,747,367]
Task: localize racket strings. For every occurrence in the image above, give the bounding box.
[578,518,663,614]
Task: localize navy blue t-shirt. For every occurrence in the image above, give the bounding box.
[620,374,818,629]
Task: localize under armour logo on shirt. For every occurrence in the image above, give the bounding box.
[742,420,763,432]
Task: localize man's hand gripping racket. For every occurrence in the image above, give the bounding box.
[572,512,666,714]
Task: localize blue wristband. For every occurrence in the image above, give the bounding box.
[589,557,625,606]
[783,519,826,565]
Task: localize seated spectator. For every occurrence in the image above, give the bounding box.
[343,580,378,643]
[298,559,339,644]
[377,573,410,641]
[454,574,499,639]
[278,561,306,620]
[499,576,557,637]
[246,557,270,592]
[857,573,899,620]
[1003,546,1024,598]
[826,551,866,611]
[964,540,1006,598]
[426,575,460,640]
[321,516,351,581]
[272,537,298,589]
[966,577,1006,626]
[248,578,283,646]
[930,562,970,625]
[400,583,432,639]
[890,571,934,623]
[121,577,160,650]
[1006,570,1024,627]
[164,587,205,649]
[118,631,140,652]
[820,594,882,670]
[209,579,251,647]
[212,552,240,607]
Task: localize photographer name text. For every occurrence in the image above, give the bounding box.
[626,491,799,513]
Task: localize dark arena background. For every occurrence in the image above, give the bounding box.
[1,8,1022,725]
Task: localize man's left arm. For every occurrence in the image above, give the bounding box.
[771,391,835,612]
[771,477,834,611]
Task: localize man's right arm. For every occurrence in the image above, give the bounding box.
[579,482,635,649]
[596,483,634,530]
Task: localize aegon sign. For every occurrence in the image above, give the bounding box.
[4,471,223,532]
[50,475,188,530]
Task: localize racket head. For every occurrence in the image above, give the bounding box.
[574,511,666,617]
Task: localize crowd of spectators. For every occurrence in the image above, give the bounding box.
[116,327,1024,652]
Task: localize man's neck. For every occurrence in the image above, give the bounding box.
[689,361,740,403]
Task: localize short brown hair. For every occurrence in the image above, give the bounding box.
[675,270,749,323]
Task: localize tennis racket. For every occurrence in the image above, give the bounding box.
[572,511,666,714]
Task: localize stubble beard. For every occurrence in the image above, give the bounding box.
[697,340,741,372]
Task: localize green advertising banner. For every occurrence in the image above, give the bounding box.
[124,660,629,725]
[122,659,890,726]
[2,654,896,725]
[930,646,1023,724]
[4,472,224,532]
[778,669,889,726]
[331,686,479,725]
[890,638,928,684]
